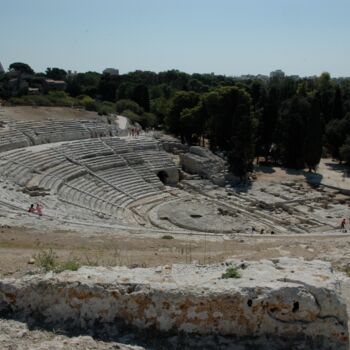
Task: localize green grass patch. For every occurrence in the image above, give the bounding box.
[222,266,241,279]
[161,235,174,240]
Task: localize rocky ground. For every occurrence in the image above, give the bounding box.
[2,225,350,349]
[2,225,350,278]
[0,318,145,350]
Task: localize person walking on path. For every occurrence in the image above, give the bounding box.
[341,218,346,231]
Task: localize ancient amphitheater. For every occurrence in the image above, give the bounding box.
[1,112,350,349]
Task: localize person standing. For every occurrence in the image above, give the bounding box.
[341,218,346,231]
[36,203,43,216]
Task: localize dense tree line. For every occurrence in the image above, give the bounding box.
[1,62,350,177]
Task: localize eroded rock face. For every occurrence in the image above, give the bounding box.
[180,146,226,184]
[0,258,348,349]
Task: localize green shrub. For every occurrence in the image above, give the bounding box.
[122,109,141,123]
[55,259,81,273]
[161,235,174,240]
[97,101,115,115]
[222,266,241,279]
[34,248,57,272]
[140,112,157,128]
[34,248,81,273]
[116,99,144,115]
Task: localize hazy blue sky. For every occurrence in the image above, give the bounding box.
[1,0,349,76]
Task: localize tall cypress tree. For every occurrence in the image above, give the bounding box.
[202,86,255,180]
[305,96,323,171]
[133,84,150,112]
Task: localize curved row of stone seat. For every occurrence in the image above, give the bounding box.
[58,139,113,160]
[58,175,132,217]
[79,154,127,171]
[121,152,144,165]
[0,133,177,219]
[34,161,87,193]
[0,120,122,152]
[81,121,120,138]
[131,163,165,190]
[96,166,158,199]
[0,160,34,186]
[125,138,160,151]
[103,138,129,153]
[135,150,176,170]
[0,129,31,153]
[1,148,66,172]
[14,120,91,145]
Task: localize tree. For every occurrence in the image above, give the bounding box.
[45,67,67,80]
[276,96,308,169]
[9,62,34,75]
[340,137,350,164]
[316,72,335,123]
[116,99,144,115]
[325,113,350,159]
[332,86,344,120]
[165,91,200,139]
[98,74,120,101]
[132,84,150,112]
[150,97,170,126]
[202,86,255,180]
[305,96,323,171]
[180,104,207,144]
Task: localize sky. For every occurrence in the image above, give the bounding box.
[1,0,350,77]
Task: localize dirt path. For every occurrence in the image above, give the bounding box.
[1,225,350,278]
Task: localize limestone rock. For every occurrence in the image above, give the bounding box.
[0,258,348,349]
[180,146,226,182]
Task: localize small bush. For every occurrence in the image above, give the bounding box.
[34,249,80,273]
[34,248,57,272]
[222,266,241,279]
[161,235,174,240]
[55,260,80,273]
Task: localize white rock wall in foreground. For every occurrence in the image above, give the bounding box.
[0,258,348,349]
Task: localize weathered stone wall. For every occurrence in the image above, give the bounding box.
[180,146,226,184]
[0,258,348,349]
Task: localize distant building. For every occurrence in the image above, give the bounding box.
[270,70,285,79]
[67,70,77,77]
[43,79,67,92]
[103,68,119,76]
[28,87,40,95]
[0,62,5,74]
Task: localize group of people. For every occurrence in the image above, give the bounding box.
[28,203,43,216]
[129,128,141,137]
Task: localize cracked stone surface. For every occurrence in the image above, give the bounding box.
[0,257,348,349]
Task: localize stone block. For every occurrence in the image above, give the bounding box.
[0,258,347,349]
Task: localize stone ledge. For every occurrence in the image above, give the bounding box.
[0,258,348,349]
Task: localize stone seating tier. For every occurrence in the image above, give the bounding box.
[0,130,31,152]
[136,151,176,170]
[98,167,158,198]
[79,154,127,171]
